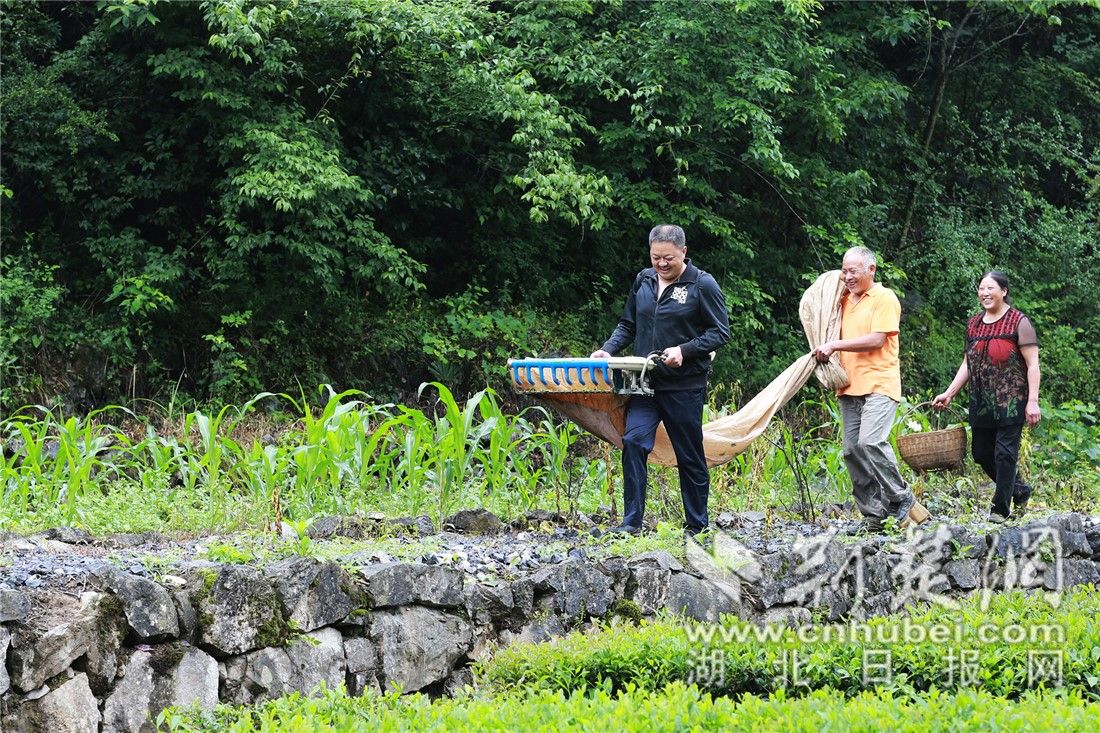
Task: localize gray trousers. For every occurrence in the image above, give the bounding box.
[839,393,912,519]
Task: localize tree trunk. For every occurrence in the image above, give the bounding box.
[895,8,976,249]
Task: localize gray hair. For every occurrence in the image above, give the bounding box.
[649,224,686,249]
[845,246,876,267]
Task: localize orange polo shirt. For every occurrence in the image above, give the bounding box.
[837,282,902,402]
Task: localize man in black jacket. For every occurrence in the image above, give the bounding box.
[591,225,731,537]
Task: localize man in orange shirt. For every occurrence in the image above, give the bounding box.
[812,247,930,532]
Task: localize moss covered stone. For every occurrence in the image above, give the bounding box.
[611,598,644,623]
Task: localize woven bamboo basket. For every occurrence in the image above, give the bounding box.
[895,402,967,472]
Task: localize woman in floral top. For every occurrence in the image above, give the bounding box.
[933,271,1042,522]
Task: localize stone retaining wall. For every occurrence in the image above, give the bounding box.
[2,512,1098,732]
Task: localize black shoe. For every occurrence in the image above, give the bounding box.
[1013,488,1032,515]
[609,523,641,535]
[844,517,884,535]
[685,526,712,544]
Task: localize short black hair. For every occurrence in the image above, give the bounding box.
[978,270,1012,303]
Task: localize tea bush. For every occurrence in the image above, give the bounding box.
[158,682,1099,732]
[479,589,1100,700]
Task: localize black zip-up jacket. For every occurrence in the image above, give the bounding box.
[600,260,731,391]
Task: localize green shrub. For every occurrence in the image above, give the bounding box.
[158,682,1099,732]
[478,588,1100,700]
[0,253,64,408]
[1029,401,1100,512]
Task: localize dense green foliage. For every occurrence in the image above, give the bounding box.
[159,589,1100,731]
[479,588,1100,699]
[159,685,1100,732]
[2,0,1097,410]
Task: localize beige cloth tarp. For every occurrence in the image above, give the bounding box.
[526,270,849,467]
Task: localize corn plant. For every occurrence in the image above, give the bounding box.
[1,405,133,522]
[178,405,234,495]
[234,441,291,504]
[535,413,583,515]
[351,402,440,517]
[419,382,491,525]
[716,422,796,510]
[508,432,549,512]
[479,400,547,507]
[1,409,52,514]
[395,408,439,517]
[277,386,367,511]
[358,408,412,490]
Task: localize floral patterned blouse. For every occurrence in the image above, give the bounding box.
[965,308,1037,427]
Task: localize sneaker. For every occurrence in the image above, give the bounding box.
[609,523,641,536]
[989,512,1009,524]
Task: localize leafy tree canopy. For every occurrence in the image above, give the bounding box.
[2,0,1097,408]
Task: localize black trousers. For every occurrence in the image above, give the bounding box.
[971,423,1031,517]
[621,388,709,532]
